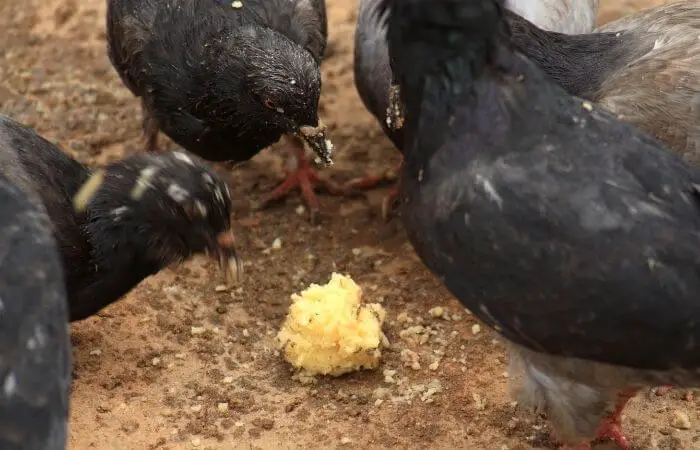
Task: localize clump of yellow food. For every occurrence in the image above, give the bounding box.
[277,273,387,376]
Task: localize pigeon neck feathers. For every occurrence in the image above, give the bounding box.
[383,0,509,161]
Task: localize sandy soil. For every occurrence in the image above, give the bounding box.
[1,0,698,448]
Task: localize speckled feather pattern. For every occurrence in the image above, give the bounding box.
[0,173,70,450]
[0,115,235,321]
[594,2,700,164]
[507,1,700,164]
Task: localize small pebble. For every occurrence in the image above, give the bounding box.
[372,387,391,399]
[151,357,160,366]
[396,312,412,323]
[223,376,234,384]
[428,306,445,318]
[234,421,244,427]
[271,237,282,249]
[217,403,229,413]
[89,349,102,356]
[295,205,306,215]
[340,437,352,445]
[191,438,201,447]
[175,353,186,359]
[471,324,481,335]
[671,410,691,429]
[351,248,361,256]
[231,0,243,7]
[191,326,206,335]
[191,405,202,413]
[215,284,228,292]
[383,369,397,384]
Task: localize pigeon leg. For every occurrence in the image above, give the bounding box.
[556,389,637,450]
[141,100,159,153]
[342,158,402,221]
[591,388,636,450]
[258,137,353,220]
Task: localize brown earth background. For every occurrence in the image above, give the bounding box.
[0,0,694,448]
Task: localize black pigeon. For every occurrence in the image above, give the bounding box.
[0,115,241,321]
[383,0,700,447]
[0,171,70,450]
[353,0,593,221]
[106,0,355,219]
[354,0,700,222]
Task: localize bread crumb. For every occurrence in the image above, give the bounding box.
[428,306,445,318]
[400,349,421,370]
[278,273,386,376]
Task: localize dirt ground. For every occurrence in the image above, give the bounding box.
[1,0,698,448]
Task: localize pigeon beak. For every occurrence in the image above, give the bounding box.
[296,121,334,166]
[213,230,243,285]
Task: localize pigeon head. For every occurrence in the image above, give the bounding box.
[74,151,242,282]
[236,25,333,164]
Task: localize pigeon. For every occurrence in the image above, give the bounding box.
[0,115,242,321]
[352,0,599,220]
[0,171,70,450]
[106,0,356,220]
[505,1,700,165]
[382,0,700,448]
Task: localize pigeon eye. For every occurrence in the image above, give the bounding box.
[263,98,285,114]
[263,99,277,110]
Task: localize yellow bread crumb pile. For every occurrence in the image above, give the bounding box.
[277,273,387,376]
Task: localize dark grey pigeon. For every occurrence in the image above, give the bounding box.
[383,0,700,448]
[0,170,70,450]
